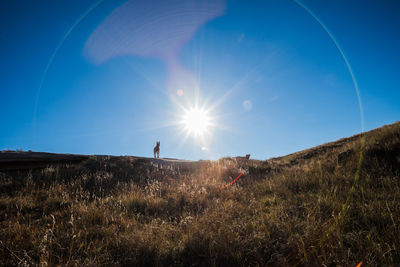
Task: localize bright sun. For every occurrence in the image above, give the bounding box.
[183,108,211,137]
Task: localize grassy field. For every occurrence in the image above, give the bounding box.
[0,122,399,266]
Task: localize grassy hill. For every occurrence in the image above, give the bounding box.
[0,122,399,266]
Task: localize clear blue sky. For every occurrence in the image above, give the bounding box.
[1,0,399,160]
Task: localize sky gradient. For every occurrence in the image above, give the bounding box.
[1,0,399,160]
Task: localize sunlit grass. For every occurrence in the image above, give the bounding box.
[0,122,399,265]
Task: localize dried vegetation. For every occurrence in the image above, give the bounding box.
[0,122,399,266]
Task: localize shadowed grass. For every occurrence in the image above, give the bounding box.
[0,122,399,266]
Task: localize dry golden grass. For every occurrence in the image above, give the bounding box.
[0,122,399,266]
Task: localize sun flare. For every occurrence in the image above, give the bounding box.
[182,108,211,137]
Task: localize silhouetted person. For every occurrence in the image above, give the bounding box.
[154,141,160,159]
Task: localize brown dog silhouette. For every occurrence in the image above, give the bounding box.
[154,141,160,159]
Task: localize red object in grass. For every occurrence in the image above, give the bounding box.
[220,171,245,189]
[355,261,363,267]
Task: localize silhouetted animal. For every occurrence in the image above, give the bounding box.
[154,141,160,159]
[235,154,250,163]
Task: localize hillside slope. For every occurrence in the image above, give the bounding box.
[0,121,399,266]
